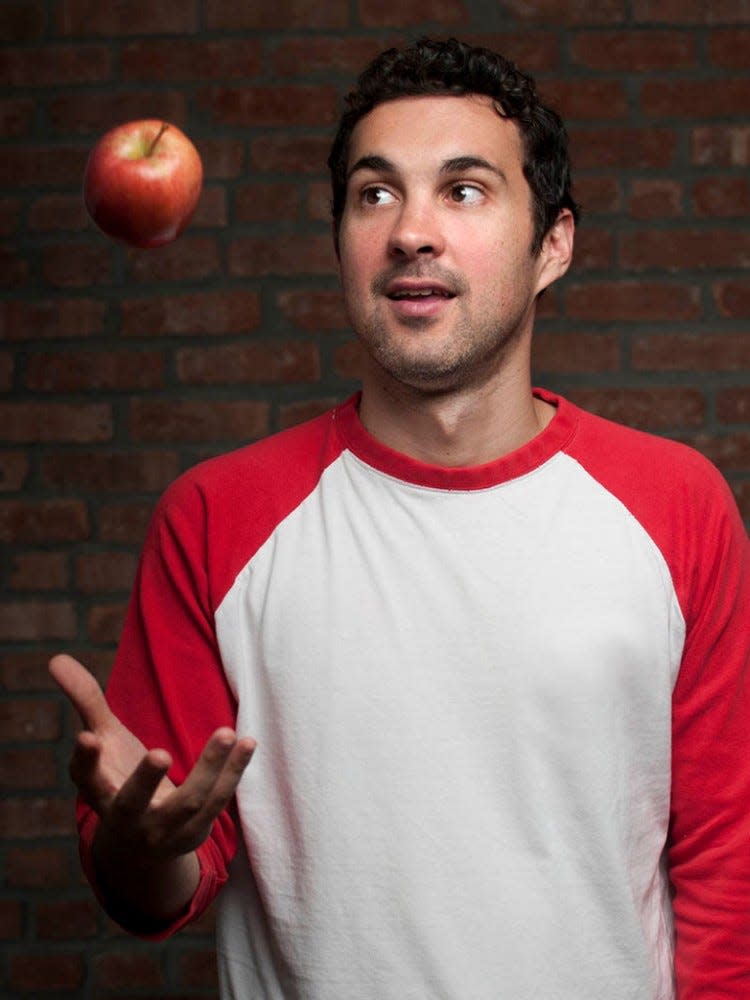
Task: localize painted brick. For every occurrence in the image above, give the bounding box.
[0,602,77,641]
[0,452,29,492]
[278,289,349,331]
[41,451,179,494]
[75,553,139,593]
[57,0,198,36]
[0,797,76,838]
[566,281,701,321]
[5,847,71,889]
[620,229,750,271]
[121,290,260,337]
[692,177,750,217]
[567,387,705,430]
[26,350,164,392]
[641,78,750,118]
[631,331,750,372]
[708,28,750,66]
[35,900,99,940]
[0,45,111,86]
[122,38,262,80]
[0,500,89,543]
[715,280,750,317]
[628,179,684,219]
[127,236,221,283]
[358,0,467,26]
[228,235,337,277]
[0,403,111,443]
[198,85,338,128]
[47,89,187,136]
[570,30,695,69]
[235,182,301,223]
[0,748,57,789]
[129,400,270,443]
[717,387,750,423]
[9,552,69,591]
[206,0,348,29]
[10,953,84,992]
[570,127,677,168]
[0,299,107,340]
[532,331,620,373]
[177,342,321,385]
[692,126,750,166]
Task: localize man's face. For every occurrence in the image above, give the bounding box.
[337,94,571,395]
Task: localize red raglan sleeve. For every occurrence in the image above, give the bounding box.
[668,473,750,997]
[76,472,241,938]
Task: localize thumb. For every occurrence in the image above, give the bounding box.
[49,654,114,732]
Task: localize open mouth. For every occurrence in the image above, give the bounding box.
[388,287,455,300]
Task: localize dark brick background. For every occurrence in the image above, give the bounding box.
[2,0,749,996]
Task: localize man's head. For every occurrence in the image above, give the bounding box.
[328,37,580,256]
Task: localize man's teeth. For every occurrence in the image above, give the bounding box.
[391,288,451,299]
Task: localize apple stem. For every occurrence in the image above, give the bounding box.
[146,123,169,157]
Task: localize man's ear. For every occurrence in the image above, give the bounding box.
[534,208,575,297]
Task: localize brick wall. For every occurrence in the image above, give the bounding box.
[2,1,749,996]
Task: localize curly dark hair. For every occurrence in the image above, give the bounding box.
[328,37,580,255]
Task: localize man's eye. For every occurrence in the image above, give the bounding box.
[362,186,396,206]
[449,184,483,204]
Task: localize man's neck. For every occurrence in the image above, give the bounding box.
[358,365,554,468]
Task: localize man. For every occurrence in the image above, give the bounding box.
[51,37,750,999]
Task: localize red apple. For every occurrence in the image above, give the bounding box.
[83,119,203,248]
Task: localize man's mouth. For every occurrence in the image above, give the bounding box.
[388,287,455,300]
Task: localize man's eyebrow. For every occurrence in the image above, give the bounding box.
[440,155,506,180]
[346,155,396,181]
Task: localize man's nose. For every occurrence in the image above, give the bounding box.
[387,200,445,259]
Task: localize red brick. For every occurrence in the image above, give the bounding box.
[228,235,337,277]
[41,451,179,493]
[47,89,187,136]
[334,340,365,379]
[197,85,338,128]
[717,387,750,423]
[9,552,69,591]
[121,290,260,337]
[57,0,198,35]
[94,951,164,990]
[567,387,705,430]
[620,228,750,271]
[495,0,625,22]
[5,847,71,889]
[280,398,341,429]
[307,181,332,222]
[0,748,57,789]
[359,0,467,26]
[628,179,683,219]
[122,38,262,80]
[0,899,22,939]
[26,350,164,391]
[570,30,695,69]
[0,44,111,86]
[0,698,61,741]
[0,1,46,41]
[0,602,77,641]
[570,227,614,271]
[0,500,88,543]
[87,603,128,644]
[708,28,750,66]
[0,352,13,390]
[206,0,348,29]
[641,79,750,119]
[0,197,21,236]
[0,452,29,492]
[686,433,750,473]
[0,146,88,187]
[0,649,111,692]
[633,0,750,22]
[632,330,750,372]
[540,80,628,120]
[0,97,35,138]
[570,127,677,168]
[0,403,111,443]
[532,331,619,373]
[10,953,84,992]
[36,900,99,940]
[176,948,217,987]
[98,503,154,544]
[692,176,750,217]
[463,32,560,71]
[731,480,750,519]
[715,279,750,317]
[127,236,220,283]
[692,126,750,166]
[40,241,111,286]
[272,36,400,76]
[278,289,348,331]
[0,244,29,287]
[566,281,701,321]
[0,299,107,340]
[0,797,76,839]
[235,182,301,223]
[198,138,245,179]
[75,553,138,593]
[129,400,270,443]
[177,342,321,385]
[28,194,88,232]
[250,135,332,174]
[574,176,622,215]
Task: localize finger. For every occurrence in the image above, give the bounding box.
[49,654,114,732]
[69,731,113,811]
[169,731,255,825]
[110,748,173,819]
